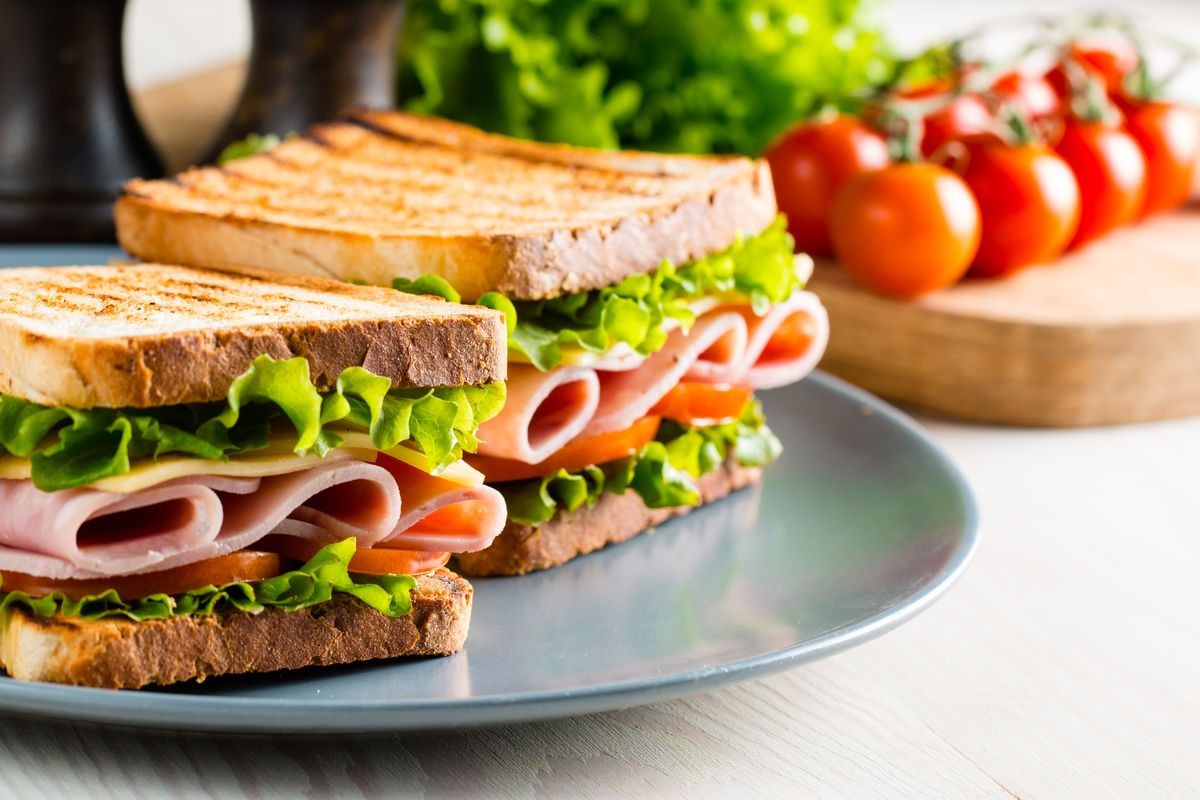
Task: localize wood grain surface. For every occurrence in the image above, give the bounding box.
[0,65,1195,799]
[809,208,1200,427]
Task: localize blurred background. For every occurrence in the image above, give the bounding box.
[120,0,1200,173]
[126,0,1200,99]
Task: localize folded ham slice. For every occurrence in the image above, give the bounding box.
[739,291,829,389]
[373,456,507,553]
[0,453,508,580]
[475,364,600,464]
[0,460,402,580]
[481,292,830,465]
[685,290,830,389]
[584,312,748,437]
[0,479,228,581]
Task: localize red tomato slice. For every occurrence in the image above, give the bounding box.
[759,312,816,362]
[412,501,493,535]
[257,535,449,576]
[650,382,751,426]
[0,551,284,601]
[466,416,661,483]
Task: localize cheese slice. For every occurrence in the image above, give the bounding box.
[0,433,484,494]
[333,431,483,486]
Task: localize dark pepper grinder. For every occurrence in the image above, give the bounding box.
[0,0,163,242]
[209,0,406,159]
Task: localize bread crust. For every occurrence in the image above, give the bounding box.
[454,460,762,577]
[0,263,506,408]
[116,110,778,302]
[0,569,471,689]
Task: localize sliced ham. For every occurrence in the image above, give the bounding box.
[475,364,600,464]
[202,460,404,557]
[684,291,829,389]
[0,460,404,580]
[738,290,829,389]
[373,456,506,553]
[477,293,828,466]
[0,479,229,581]
[584,312,749,437]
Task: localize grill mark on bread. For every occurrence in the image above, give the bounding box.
[0,263,506,407]
[234,147,685,202]
[116,110,777,300]
[348,113,672,175]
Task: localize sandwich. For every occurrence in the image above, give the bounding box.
[115,110,829,576]
[0,263,508,688]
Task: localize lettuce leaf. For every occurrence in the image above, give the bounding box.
[467,218,800,371]
[0,356,506,491]
[0,539,417,622]
[392,275,462,303]
[216,132,282,165]
[499,400,780,526]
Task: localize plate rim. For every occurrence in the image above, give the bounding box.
[0,372,979,733]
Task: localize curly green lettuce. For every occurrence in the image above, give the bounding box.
[396,0,890,155]
[392,218,801,372]
[501,400,781,526]
[0,355,505,491]
[0,539,416,622]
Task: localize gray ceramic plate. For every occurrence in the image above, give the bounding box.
[0,246,978,733]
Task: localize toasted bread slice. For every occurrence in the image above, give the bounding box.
[454,460,762,577]
[116,110,777,301]
[0,263,505,409]
[0,569,471,689]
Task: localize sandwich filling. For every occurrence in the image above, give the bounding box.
[393,217,829,526]
[0,355,507,620]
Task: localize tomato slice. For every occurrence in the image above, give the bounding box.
[466,416,661,483]
[256,534,449,576]
[0,551,284,602]
[759,312,816,362]
[411,502,491,535]
[649,382,751,426]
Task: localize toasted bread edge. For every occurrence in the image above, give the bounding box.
[0,568,472,689]
[454,460,762,577]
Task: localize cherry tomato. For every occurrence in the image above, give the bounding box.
[765,116,891,256]
[993,71,1062,120]
[926,95,994,158]
[650,382,752,426]
[1055,119,1147,247]
[258,535,450,576]
[959,142,1081,277]
[467,416,662,483]
[899,81,994,158]
[0,551,283,601]
[1124,101,1200,217]
[829,163,981,298]
[1047,40,1140,101]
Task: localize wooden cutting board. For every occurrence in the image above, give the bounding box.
[808,207,1200,426]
